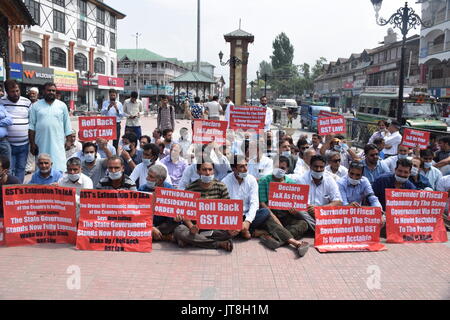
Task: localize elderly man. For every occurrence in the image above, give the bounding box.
[325,151,348,180]
[96,156,137,190]
[28,153,63,185]
[29,82,72,172]
[28,87,39,104]
[123,91,144,139]
[101,89,124,151]
[160,143,187,188]
[65,129,82,160]
[173,160,234,252]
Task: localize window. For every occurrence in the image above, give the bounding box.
[77,20,87,40]
[110,14,116,29]
[111,61,114,76]
[152,63,157,69]
[24,0,40,25]
[110,32,116,49]
[78,0,87,15]
[125,80,130,86]
[97,8,105,24]
[23,41,42,64]
[53,10,65,33]
[53,0,65,6]
[94,58,105,74]
[50,48,66,68]
[97,27,105,45]
[75,53,88,71]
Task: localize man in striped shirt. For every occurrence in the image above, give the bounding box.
[0,80,31,182]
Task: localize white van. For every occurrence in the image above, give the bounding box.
[273,99,298,111]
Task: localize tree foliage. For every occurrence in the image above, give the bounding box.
[270,32,294,70]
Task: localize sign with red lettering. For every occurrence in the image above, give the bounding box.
[314,206,386,252]
[401,128,430,149]
[318,110,337,118]
[0,218,4,246]
[229,106,266,131]
[268,183,309,211]
[317,116,346,135]
[154,187,200,220]
[192,119,228,145]
[76,190,153,252]
[78,116,117,141]
[385,189,448,243]
[197,199,243,230]
[2,186,77,247]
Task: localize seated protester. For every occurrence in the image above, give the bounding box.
[248,140,273,179]
[138,164,181,242]
[309,133,323,156]
[368,120,389,145]
[81,142,111,187]
[71,137,116,161]
[158,142,166,160]
[178,127,192,160]
[372,158,416,210]
[130,143,171,188]
[28,153,63,185]
[337,161,382,208]
[433,135,450,176]
[297,138,310,159]
[96,156,137,191]
[382,120,403,158]
[222,155,270,239]
[264,131,277,159]
[173,160,235,252]
[320,135,357,169]
[435,175,450,230]
[257,156,310,257]
[362,144,390,185]
[325,151,348,181]
[151,128,163,144]
[139,135,151,150]
[294,155,343,232]
[293,148,315,176]
[210,142,232,181]
[373,137,386,160]
[65,129,82,159]
[279,140,297,174]
[381,145,412,172]
[0,155,20,218]
[120,132,143,176]
[409,157,433,191]
[160,143,188,188]
[420,148,442,190]
[162,128,175,157]
[58,157,93,195]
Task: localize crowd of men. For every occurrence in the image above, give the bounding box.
[0,79,449,258]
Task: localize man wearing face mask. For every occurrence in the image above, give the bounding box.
[381,145,411,173]
[279,140,297,174]
[130,143,171,188]
[420,149,442,190]
[178,127,192,159]
[29,83,72,173]
[28,153,63,185]
[96,156,137,190]
[120,132,143,176]
[337,161,381,208]
[81,142,111,187]
[408,157,432,190]
[248,139,273,179]
[160,143,187,188]
[222,156,270,239]
[321,136,357,169]
[58,157,93,204]
[372,158,416,210]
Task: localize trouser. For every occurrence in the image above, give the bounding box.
[173,224,232,249]
[154,216,179,235]
[125,126,142,140]
[209,116,220,121]
[0,140,11,162]
[294,211,316,232]
[10,143,29,183]
[248,208,271,233]
[113,122,121,151]
[262,214,308,244]
[25,147,35,172]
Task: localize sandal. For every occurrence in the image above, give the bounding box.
[218,240,233,252]
[260,236,281,251]
[296,241,309,257]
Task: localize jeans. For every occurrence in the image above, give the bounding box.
[125,126,142,140]
[10,143,29,183]
[249,208,271,232]
[0,140,11,162]
[113,122,121,151]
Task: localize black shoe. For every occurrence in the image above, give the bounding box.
[296,241,309,257]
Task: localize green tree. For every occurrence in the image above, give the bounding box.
[270,32,294,70]
[258,60,273,77]
[312,57,328,80]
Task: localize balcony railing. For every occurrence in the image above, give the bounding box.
[420,41,450,58]
[428,77,450,88]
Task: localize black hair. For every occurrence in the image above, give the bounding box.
[373,137,385,145]
[438,136,450,145]
[107,155,124,166]
[194,97,200,103]
[395,158,413,170]
[0,155,10,170]
[310,155,326,166]
[278,155,291,168]
[230,155,247,169]
[122,132,138,146]
[4,79,19,92]
[162,128,173,137]
[109,89,117,94]
[364,144,378,155]
[196,160,215,171]
[420,148,434,158]
[43,82,57,90]
[297,138,309,148]
[82,142,98,153]
[140,135,151,144]
[130,91,138,99]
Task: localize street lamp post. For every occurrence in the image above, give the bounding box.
[218,50,249,68]
[83,71,96,113]
[370,0,428,124]
[156,81,160,104]
[250,81,255,105]
[256,71,268,96]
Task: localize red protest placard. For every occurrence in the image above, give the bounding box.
[192,119,228,145]
[401,128,430,149]
[317,116,346,135]
[78,116,117,141]
[318,110,337,118]
[268,183,309,211]
[229,105,266,131]
[197,199,243,230]
[2,185,77,247]
[385,189,448,243]
[0,218,4,246]
[154,187,200,220]
[76,190,153,252]
[314,206,386,252]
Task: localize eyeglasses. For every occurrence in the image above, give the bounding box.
[349,161,364,169]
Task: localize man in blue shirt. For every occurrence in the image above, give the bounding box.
[0,97,13,161]
[337,161,382,208]
[372,158,416,210]
[362,144,390,185]
[28,153,63,185]
[101,89,124,151]
[138,164,181,242]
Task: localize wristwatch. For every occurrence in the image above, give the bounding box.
[127,158,133,163]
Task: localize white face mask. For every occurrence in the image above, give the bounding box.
[68,173,80,182]
[201,175,214,183]
[123,144,131,152]
[108,171,123,180]
[238,172,248,179]
[348,177,361,185]
[273,168,286,179]
[311,170,324,180]
[84,153,96,163]
[142,158,152,167]
[146,180,156,189]
[398,154,408,160]
[282,151,291,157]
[395,175,408,183]
[424,162,432,169]
[411,167,419,176]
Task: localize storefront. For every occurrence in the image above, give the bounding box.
[54,70,78,111]
[21,64,54,97]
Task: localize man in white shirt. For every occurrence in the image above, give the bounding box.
[204,96,222,121]
[247,140,273,179]
[325,151,348,179]
[382,120,403,157]
[222,156,270,239]
[420,148,442,190]
[260,96,273,132]
[101,89,124,151]
[381,145,412,173]
[435,175,450,230]
[294,155,343,232]
[224,96,234,128]
[293,148,315,176]
[130,143,171,188]
[123,91,144,139]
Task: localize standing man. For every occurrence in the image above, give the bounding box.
[204,96,222,121]
[123,91,143,139]
[189,97,204,128]
[101,89,124,151]
[0,80,31,182]
[25,87,39,174]
[157,95,175,132]
[260,96,273,132]
[28,87,39,103]
[224,96,234,128]
[29,82,72,173]
[382,120,403,158]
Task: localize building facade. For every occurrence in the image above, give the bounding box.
[8,0,125,111]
